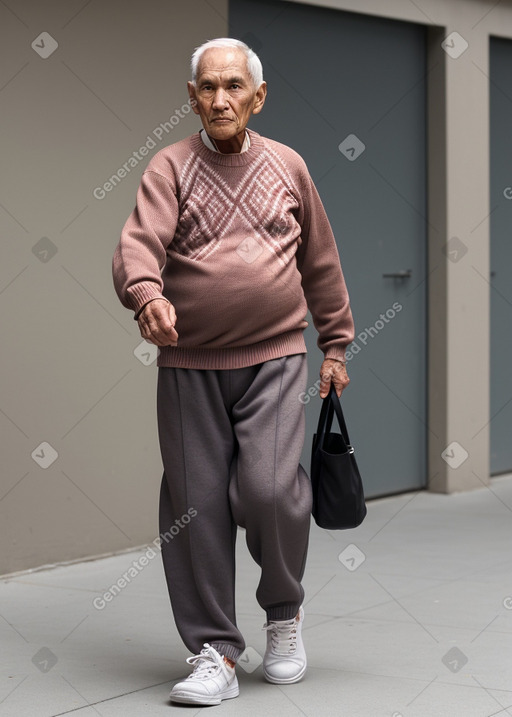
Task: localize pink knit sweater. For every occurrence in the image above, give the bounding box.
[112,128,354,369]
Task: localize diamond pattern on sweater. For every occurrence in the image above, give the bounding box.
[172,146,300,266]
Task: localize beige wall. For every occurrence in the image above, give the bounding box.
[1,0,508,575]
[0,0,228,575]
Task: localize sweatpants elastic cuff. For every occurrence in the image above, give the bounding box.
[211,642,244,662]
[266,602,301,622]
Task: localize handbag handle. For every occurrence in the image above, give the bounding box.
[315,384,352,452]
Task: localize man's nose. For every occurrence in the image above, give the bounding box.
[212,88,229,109]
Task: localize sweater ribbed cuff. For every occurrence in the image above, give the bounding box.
[324,349,347,363]
[126,281,165,319]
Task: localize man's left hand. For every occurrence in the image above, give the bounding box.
[319,359,349,399]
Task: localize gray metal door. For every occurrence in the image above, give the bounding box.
[490,37,512,475]
[230,0,427,497]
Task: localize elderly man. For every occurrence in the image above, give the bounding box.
[112,37,354,706]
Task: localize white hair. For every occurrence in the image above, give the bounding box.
[190,37,264,89]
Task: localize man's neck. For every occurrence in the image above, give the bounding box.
[208,130,246,154]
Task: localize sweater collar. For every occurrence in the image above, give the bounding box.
[200,128,251,153]
[191,128,265,167]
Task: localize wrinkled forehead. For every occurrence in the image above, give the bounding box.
[196,47,250,80]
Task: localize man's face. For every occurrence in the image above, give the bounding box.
[187,47,266,141]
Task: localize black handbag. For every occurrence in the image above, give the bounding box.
[310,384,367,530]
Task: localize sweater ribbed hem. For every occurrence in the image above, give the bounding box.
[156,329,307,369]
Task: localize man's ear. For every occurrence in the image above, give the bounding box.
[187,81,200,115]
[252,82,267,116]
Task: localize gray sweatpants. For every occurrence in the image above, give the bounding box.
[156,353,312,662]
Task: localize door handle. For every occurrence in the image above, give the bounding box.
[382,269,412,279]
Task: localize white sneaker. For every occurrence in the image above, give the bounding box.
[262,605,306,684]
[169,643,239,705]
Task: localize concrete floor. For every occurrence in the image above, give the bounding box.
[1,475,512,717]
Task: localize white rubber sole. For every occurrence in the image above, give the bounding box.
[263,661,307,685]
[169,683,239,705]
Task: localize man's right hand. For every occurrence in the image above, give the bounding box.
[137,299,179,347]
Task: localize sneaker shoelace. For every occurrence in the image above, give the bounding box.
[185,644,221,680]
[263,617,298,655]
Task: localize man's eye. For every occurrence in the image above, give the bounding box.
[230,84,240,89]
